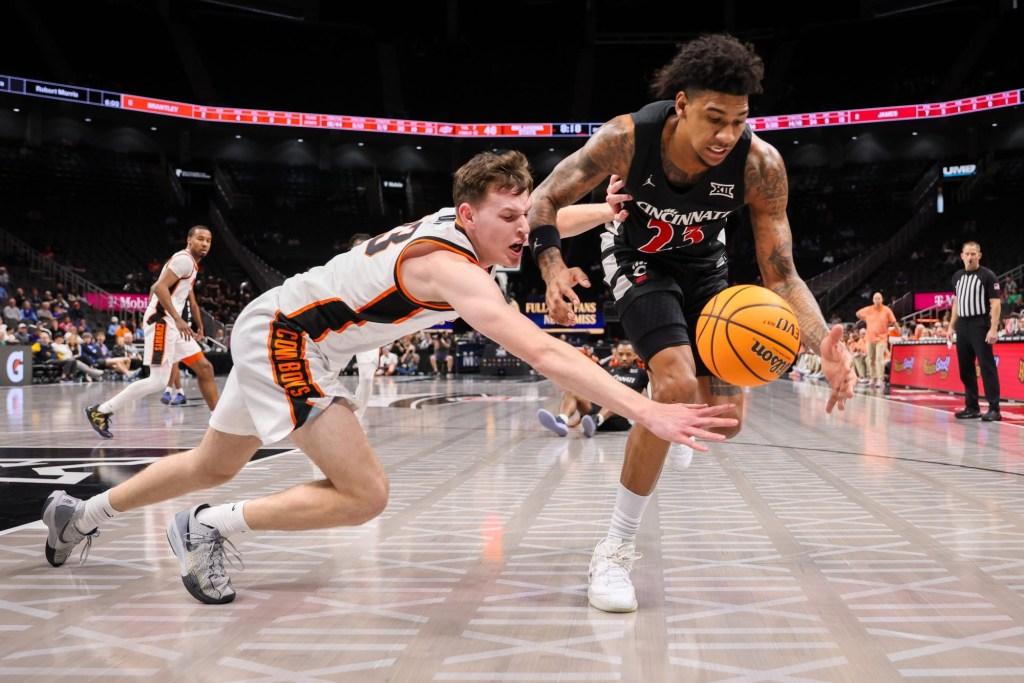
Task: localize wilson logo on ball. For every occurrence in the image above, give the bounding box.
[695,285,801,387]
[750,340,791,376]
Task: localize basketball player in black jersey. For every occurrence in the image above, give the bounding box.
[528,33,857,613]
[538,341,649,437]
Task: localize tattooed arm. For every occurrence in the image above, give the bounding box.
[746,135,856,412]
[527,115,634,325]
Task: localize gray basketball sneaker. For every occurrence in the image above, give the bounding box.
[166,504,242,604]
[42,490,100,567]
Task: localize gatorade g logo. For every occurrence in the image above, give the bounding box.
[6,350,24,383]
[750,340,789,376]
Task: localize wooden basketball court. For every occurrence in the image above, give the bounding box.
[1,374,1023,681]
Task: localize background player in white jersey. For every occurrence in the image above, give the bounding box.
[42,151,736,606]
[84,226,219,438]
[345,233,382,426]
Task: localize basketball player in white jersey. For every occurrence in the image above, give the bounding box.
[42,151,736,605]
[84,226,219,438]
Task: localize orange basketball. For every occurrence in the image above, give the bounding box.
[695,285,801,387]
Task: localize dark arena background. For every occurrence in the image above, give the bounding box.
[1,1,1023,681]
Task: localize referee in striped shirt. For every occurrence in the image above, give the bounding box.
[945,240,1002,421]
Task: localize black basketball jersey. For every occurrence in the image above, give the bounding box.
[608,100,752,277]
[608,362,649,394]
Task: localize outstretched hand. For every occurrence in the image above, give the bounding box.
[819,324,856,413]
[642,402,738,449]
[606,174,632,223]
[544,266,591,326]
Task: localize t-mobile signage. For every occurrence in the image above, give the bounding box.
[914,291,955,312]
[84,293,150,311]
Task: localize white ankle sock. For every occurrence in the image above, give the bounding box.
[76,491,119,533]
[557,413,569,424]
[594,413,605,427]
[607,484,651,542]
[196,501,252,538]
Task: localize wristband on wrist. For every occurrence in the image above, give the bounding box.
[528,224,561,257]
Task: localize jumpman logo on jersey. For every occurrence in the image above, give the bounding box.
[642,175,655,188]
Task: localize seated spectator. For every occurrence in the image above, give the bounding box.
[110,332,145,374]
[13,322,31,345]
[0,323,14,345]
[107,316,121,337]
[375,346,399,376]
[56,314,77,336]
[31,330,64,371]
[37,300,56,325]
[393,335,420,375]
[211,328,228,349]
[1003,275,1018,296]
[788,343,823,381]
[54,330,104,382]
[430,330,454,375]
[3,297,22,328]
[847,328,869,383]
[1006,291,1022,316]
[19,299,38,324]
[67,300,86,326]
[122,331,143,355]
[80,330,137,380]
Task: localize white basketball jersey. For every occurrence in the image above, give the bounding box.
[144,250,199,325]
[274,209,482,361]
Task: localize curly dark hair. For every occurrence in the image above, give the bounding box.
[650,33,764,99]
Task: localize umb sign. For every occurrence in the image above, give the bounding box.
[84,293,150,311]
[942,163,977,178]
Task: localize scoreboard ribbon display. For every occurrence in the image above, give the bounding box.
[1,74,1019,138]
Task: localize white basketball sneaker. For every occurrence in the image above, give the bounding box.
[587,536,640,612]
[667,441,694,471]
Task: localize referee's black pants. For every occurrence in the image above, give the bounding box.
[955,316,1001,410]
